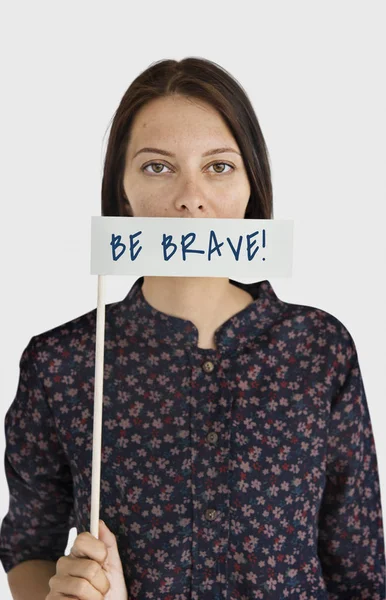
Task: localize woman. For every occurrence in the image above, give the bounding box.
[0,57,385,600]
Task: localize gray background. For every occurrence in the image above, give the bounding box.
[0,1,385,597]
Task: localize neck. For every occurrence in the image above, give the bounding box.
[141,276,247,333]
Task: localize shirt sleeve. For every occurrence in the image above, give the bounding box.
[0,336,75,574]
[317,333,386,599]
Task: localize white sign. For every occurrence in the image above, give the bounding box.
[90,216,294,278]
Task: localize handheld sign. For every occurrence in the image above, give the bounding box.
[89,217,294,538]
[90,216,293,277]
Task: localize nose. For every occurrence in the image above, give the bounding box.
[176,178,206,215]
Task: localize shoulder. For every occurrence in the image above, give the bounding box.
[278,294,357,356]
[25,297,126,366]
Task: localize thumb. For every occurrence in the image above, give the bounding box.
[98,519,118,549]
[98,519,124,571]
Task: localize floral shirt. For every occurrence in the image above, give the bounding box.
[0,276,385,600]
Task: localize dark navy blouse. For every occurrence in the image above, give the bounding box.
[0,276,385,599]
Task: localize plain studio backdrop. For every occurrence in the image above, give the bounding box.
[0,1,385,596]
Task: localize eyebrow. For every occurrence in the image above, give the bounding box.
[133,146,241,159]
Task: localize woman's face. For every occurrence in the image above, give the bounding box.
[122,95,251,219]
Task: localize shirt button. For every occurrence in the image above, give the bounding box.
[205,508,217,521]
[207,431,218,444]
[202,360,215,373]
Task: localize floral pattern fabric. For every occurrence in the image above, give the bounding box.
[0,276,385,599]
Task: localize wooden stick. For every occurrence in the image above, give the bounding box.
[90,274,106,538]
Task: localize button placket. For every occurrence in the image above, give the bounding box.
[190,355,228,595]
[201,360,219,525]
[203,361,218,445]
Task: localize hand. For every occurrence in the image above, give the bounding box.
[46,519,128,599]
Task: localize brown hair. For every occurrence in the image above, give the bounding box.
[101,57,274,220]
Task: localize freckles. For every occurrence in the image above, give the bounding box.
[141,193,159,205]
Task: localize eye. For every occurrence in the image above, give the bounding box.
[207,162,234,174]
[142,162,172,175]
[141,161,235,175]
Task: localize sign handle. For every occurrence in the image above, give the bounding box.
[90,274,106,538]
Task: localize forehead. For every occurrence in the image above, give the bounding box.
[129,95,235,146]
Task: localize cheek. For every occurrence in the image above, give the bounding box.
[125,176,160,202]
[216,179,250,201]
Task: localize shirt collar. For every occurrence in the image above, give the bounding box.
[120,276,287,353]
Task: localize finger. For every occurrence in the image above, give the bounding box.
[49,573,104,600]
[48,596,79,599]
[98,519,118,550]
[55,555,110,596]
[49,595,82,600]
[69,531,108,565]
